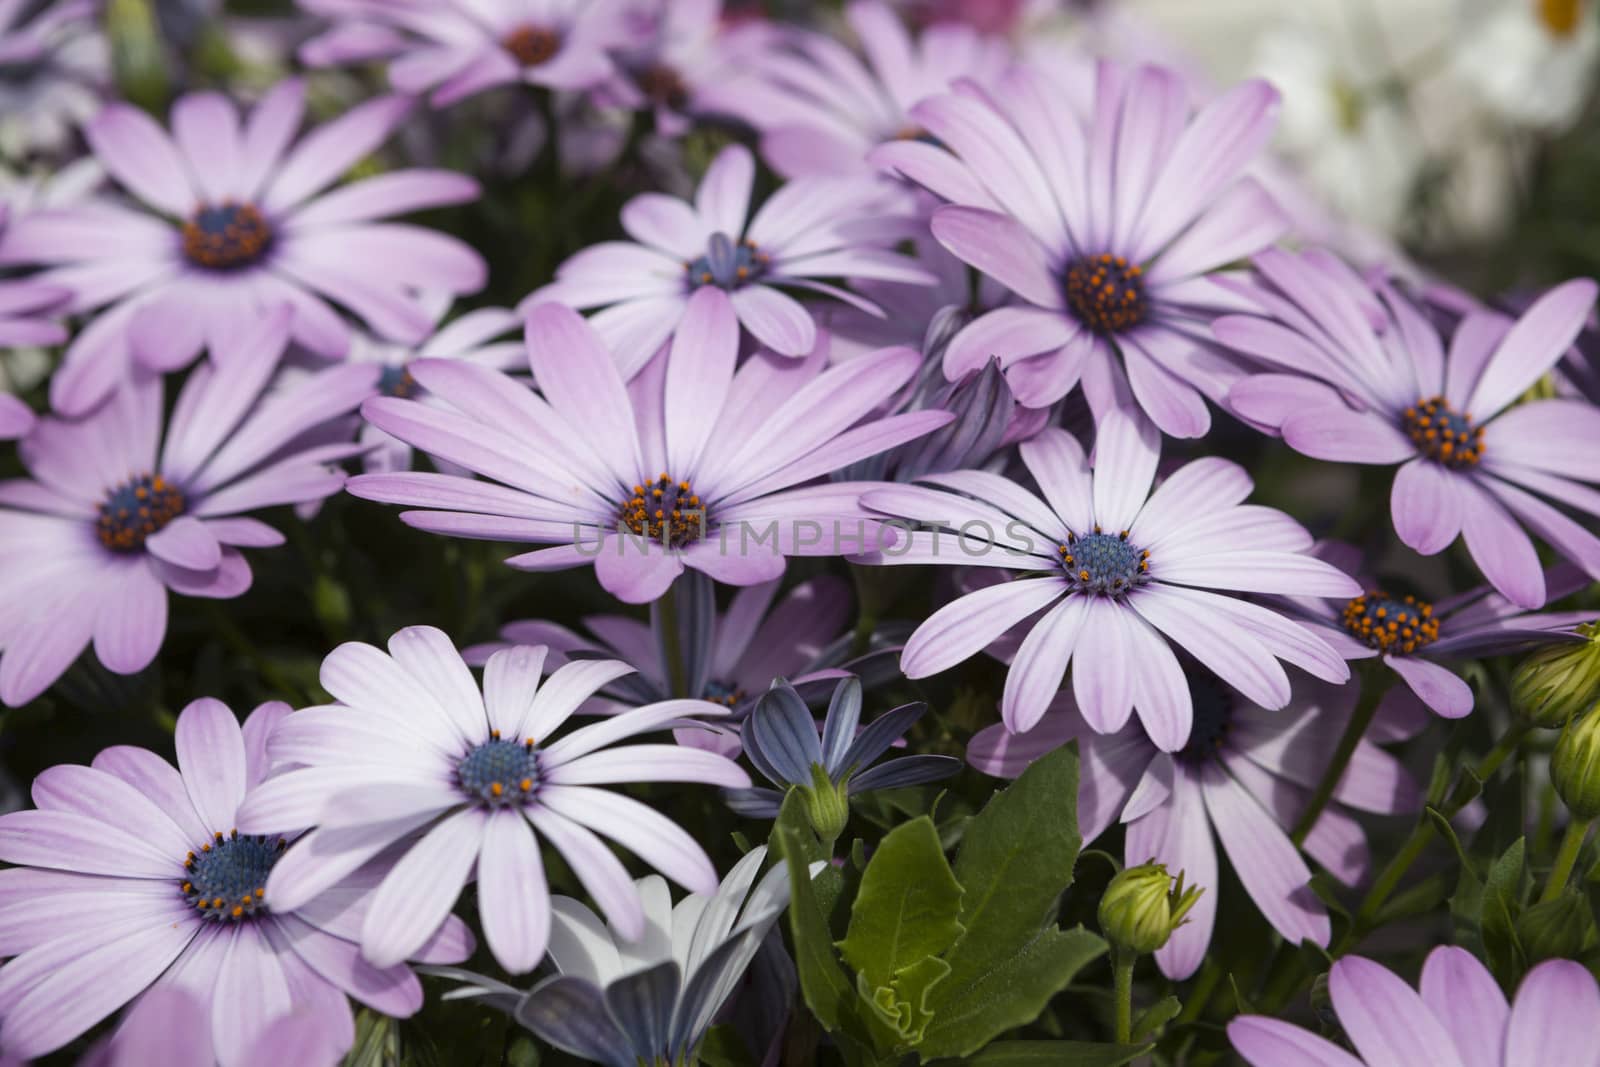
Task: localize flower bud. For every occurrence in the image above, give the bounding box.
[1512,624,1600,729]
[799,764,850,841]
[1098,862,1203,955]
[1552,708,1600,821]
[1516,892,1596,964]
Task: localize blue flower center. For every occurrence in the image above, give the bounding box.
[701,678,744,707]
[686,232,768,291]
[378,364,418,398]
[457,736,542,807]
[1065,254,1147,334]
[620,473,706,547]
[182,201,273,271]
[182,831,285,923]
[1342,592,1439,655]
[1401,396,1483,468]
[97,473,186,553]
[1179,674,1234,762]
[1058,530,1150,596]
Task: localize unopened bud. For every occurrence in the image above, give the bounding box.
[1099,862,1203,955]
[799,764,850,841]
[1516,892,1596,964]
[1512,624,1600,729]
[1552,707,1600,820]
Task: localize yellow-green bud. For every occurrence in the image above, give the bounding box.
[1552,708,1600,821]
[1098,862,1204,955]
[799,765,850,841]
[1512,624,1600,729]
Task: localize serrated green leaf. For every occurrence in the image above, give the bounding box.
[1130,994,1181,1041]
[956,1040,1152,1066]
[839,816,965,990]
[939,744,1082,999]
[917,926,1106,1061]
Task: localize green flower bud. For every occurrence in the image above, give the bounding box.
[1098,862,1204,955]
[1552,708,1600,820]
[1512,624,1600,729]
[799,764,850,841]
[1516,891,1597,964]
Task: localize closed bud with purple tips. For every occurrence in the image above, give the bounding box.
[726,677,961,834]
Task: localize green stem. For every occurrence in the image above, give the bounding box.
[1540,818,1593,904]
[1174,958,1221,1025]
[203,603,304,704]
[1291,666,1392,844]
[659,581,686,698]
[1113,951,1135,1045]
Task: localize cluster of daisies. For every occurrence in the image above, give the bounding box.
[0,0,1598,1064]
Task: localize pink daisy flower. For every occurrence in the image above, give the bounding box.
[0,698,471,1064]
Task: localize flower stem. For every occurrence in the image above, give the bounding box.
[1174,958,1221,1025]
[1540,818,1593,904]
[659,580,686,698]
[1113,951,1135,1045]
[1291,664,1392,845]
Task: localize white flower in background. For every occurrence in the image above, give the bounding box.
[1454,0,1600,130]
[1251,22,1425,236]
[0,0,107,160]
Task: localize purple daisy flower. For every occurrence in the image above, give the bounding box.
[1220,249,1600,609]
[969,674,1422,979]
[0,0,104,159]
[1270,542,1596,719]
[0,393,35,440]
[1229,945,1600,1066]
[80,987,345,1067]
[238,627,750,975]
[862,411,1356,749]
[0,206,68,367]
[463,573,899,756]
[0,698,472,1064]
[871,59,1289,426]
[531,143,935,368]
[0,80,484,415]
[0,311,374,706]
[713,0,1012,178]
[349,298,950,604]
[591,0,778,138]
[298,0,628,107]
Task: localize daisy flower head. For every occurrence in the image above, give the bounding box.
[871,58,1290,429]
[862,410,1358,749]
[715,0,1013,179]
[238,627,751,975]
[447,846,799,1067]
[532,142,937,370]
[0,0,105,160]
[464,573,899,755]
[350,297,951,604]
[297,0,629,107]
[0,80,484,415]
[1453,0,1600,132]
[726,675,961,820]
[1271,542,1597,719]
[969,673,1421,978]
[0,698,472,1064]
[1230,945,1600,1066]
[0,310,374,706]
[1219,248,1600,609]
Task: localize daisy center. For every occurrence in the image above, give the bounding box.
[621,474,706,547]
[686,232,769,291]
[1540,0,1583,37]
[97,473,185,553]
[1058,529,1150,596]
[1065,254,1147,334]
[182,831,285,923]
[503,24,561,67]
[638,63,688,109]
[1179,674,1234,763]
[378,365,418,398]
[1342,592,1439,655]
[457,735,541,807]
[1402,396,1483,468]
[182,201,273,271]
[701,678,745,708]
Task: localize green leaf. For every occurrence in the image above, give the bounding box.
[954,1039,1151,1065]
[696,1025,757,1067]
[1130,994,1181,1041]
[940,744,1082,989]
[776,816,856,1037]
[892,955,952,1046]
[838,816,966,989]
[1482,837,1528,984]
[917,926,1106,1061]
